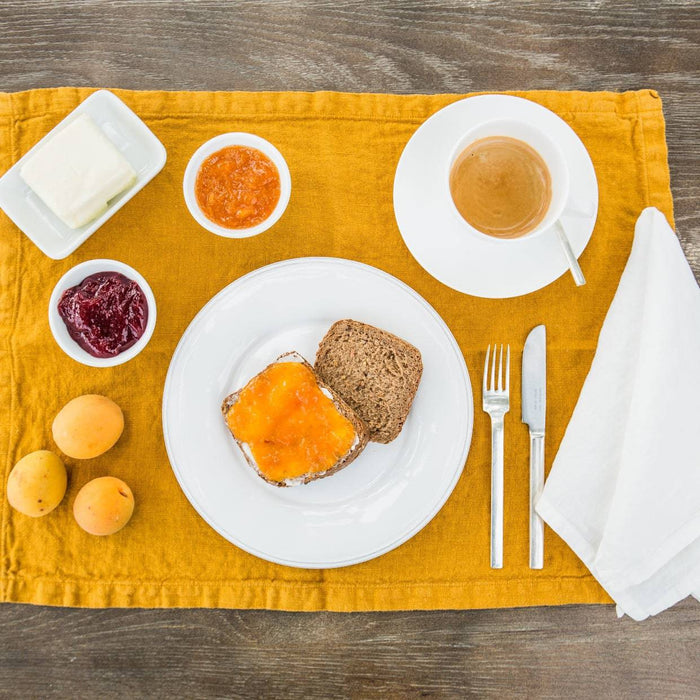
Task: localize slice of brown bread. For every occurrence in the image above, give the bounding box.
[314,320,423,443]
[221,352,369,487]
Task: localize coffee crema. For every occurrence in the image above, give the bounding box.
[449,136,552,239]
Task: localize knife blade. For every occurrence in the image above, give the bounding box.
[522,325,546,569]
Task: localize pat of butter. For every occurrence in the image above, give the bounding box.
[20,113,137,229]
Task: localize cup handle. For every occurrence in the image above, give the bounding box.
[555,220,586,286]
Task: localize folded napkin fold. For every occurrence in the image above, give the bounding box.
[537,207,700,620]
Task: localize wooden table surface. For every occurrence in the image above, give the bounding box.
[1,1,698,697]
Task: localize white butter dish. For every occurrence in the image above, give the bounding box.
[0,90,166,259]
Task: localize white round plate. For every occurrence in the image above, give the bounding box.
[393,94,599,298]
[162,258,472,568]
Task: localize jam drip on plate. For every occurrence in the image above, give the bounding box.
[57,272,148,358]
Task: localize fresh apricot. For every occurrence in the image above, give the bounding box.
[7,450,67,517]
[52,394,124,459]
[73,476,134,536]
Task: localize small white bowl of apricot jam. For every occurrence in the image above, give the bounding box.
[183,133,291,238]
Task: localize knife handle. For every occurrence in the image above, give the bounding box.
[529,432,545,569]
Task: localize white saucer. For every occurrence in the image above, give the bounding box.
[162,258,472,568]
[393,95,599,298]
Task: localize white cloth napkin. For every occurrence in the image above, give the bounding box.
[536,207,700,621]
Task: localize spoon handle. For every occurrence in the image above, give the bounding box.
[555,220,586,287]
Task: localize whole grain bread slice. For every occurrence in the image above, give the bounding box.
[221,351,369,487]
[314,320,423,443]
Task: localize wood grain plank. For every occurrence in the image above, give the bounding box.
[0,1,698,697]
[0,600,699,698]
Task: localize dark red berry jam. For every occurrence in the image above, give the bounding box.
[57,271,148,358]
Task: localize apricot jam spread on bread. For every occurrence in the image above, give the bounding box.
[225,362,357,483]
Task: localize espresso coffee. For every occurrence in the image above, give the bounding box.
[449,136,552,238]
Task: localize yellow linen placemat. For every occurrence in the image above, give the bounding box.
[0,88,673,610]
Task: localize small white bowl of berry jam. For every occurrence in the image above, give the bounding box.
[49,258,156,367]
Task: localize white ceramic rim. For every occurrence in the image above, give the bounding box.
[48,258,157,367]
[161,257,473,568]
[445,117,571,244]
[182,132,292,239]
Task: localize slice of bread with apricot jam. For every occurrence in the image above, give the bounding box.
[221,352,369,487]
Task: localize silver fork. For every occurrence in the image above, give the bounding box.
[483,344,510,569]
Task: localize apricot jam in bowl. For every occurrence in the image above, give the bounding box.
[48,258,157,367]
[183,133,291,238]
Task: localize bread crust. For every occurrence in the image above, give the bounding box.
[221,351,369,487]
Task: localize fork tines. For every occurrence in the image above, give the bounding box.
[483,344,511,397]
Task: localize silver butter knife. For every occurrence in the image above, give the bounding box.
[522,325,546,569]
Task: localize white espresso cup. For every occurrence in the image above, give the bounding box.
[446,118,585,285]
[446,118,569,241]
